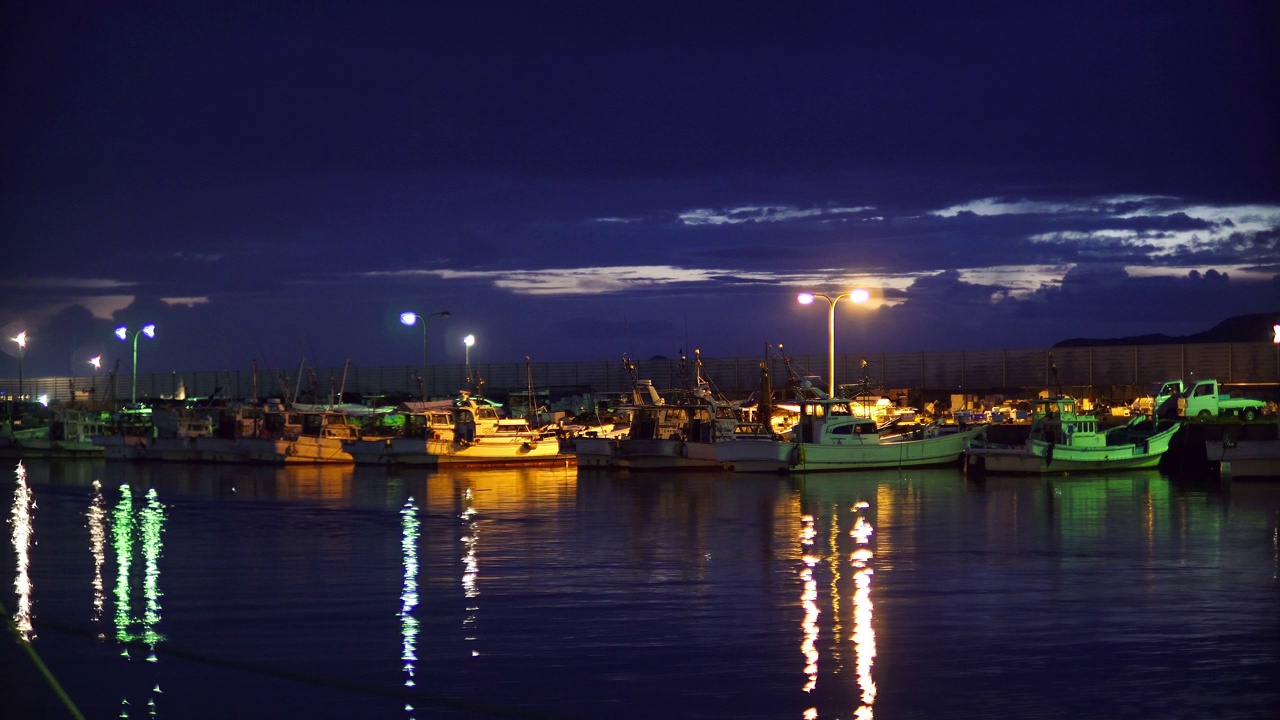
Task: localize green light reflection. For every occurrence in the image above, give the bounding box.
[401,497,421,716]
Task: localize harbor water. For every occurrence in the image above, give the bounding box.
[4,460,1278,719]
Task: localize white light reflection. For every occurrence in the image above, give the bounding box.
[850,502,877,718]
[89,480,106,625]
[461,488,479,655]
[799,514,819,694]
[139,488,165,661]
[401,497,421,716]
[11,462,35,640]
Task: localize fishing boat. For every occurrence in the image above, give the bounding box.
[613,352,756,471]
[94,407,156,460]
[2,409,107,459]
[965,396,1180,475]
[236,405,361,464]
[729,380,982,473]
[344,393,567,467]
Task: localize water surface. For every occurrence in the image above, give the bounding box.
[4,460,1277,719]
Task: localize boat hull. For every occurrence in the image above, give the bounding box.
[1205,438,1280,479]
[792,427,982,473]
[967,424,1179,475]
[619,437,723,471]
[715,438,793,473]
[574,436,624,469]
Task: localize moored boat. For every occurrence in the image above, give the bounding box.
[343,394,568,467]
[965,396,1180,475]
[760,381,982,473]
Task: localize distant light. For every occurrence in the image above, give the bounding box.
[90,355,102,369]
[797,293,815,305]
[115,327,129,341]
[850,288,871,304]
[14,331,26,349]
[400,312,418,327]
[142,324,156,338]
[1274,324,1279,345]
[463,335,475,347]
[37,394,49,407]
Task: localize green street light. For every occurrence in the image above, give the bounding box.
[797,290,869,395]
[400,310,450,399]
[115,324,155,405]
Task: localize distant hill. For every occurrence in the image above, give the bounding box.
[1054,312,1280,347]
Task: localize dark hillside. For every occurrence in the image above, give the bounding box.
[1054,312,1280,347]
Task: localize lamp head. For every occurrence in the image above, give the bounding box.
[90,355,101,369]
[115,327,129,341]
[797,293,815,305]
[142,324,156,338]
[850,288,870,304]
[437,311,451,318]
[463,335,475,347]
[399,311,418,327]
[14,331,25,349]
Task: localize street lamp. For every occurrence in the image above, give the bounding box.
[463,334,475,384]
[797,290,869,395]
[89,355,101,404]
[400,310,451,398]
[115,324,156,405]
[13,331,25,401]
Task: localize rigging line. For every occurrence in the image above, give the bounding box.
[19,614,581,720]
[0,600,87,720]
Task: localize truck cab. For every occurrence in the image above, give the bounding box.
[1177,379,1266,420]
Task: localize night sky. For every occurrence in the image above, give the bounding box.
[3,2,1278,379]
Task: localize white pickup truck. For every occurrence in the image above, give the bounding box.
[1147,379,1267,420]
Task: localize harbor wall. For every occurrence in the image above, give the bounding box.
[3,341,1279,407]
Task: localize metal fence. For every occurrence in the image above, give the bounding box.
[3,342,1278,406]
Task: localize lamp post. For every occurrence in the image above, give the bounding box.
[115,324,155,405]
[89,355,101,406]
[797,289,869,395]
[463,334,475,385]
[13,331,25,402]
[400,310,451,398]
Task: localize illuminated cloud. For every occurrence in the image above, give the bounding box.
[0,277,138,290]
[679,205,875,226]
[160,296,210,307]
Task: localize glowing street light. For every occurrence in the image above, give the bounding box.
[797,290,869,395]
[463,334,476,384]
[115,324,156,405]
[399,310,451,398]
[89,355,102,403]
[13,331,26,401]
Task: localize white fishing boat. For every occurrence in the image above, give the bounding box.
[614,356,748,471]
[237,407,360,464]
[344,394,567,467]
[965,396,1180,475]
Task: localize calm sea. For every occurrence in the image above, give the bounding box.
[3,459,1278,720]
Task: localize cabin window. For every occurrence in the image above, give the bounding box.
[831,424,853,435]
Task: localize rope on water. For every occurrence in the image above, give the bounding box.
[0,600,87,720]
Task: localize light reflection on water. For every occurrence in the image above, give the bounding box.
[3,461,1279,719]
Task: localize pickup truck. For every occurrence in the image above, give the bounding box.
[1173,379,1267,421]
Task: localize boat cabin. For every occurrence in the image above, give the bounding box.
[1027,397,1106,447]
[794,398,880,444]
